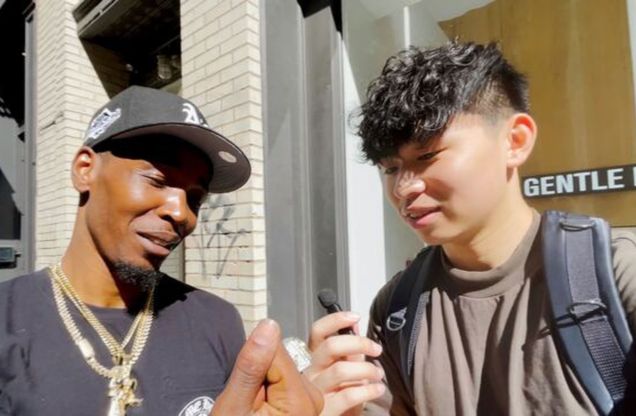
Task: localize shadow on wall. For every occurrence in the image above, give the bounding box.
[0,167,21,240]
[0,92,22,241]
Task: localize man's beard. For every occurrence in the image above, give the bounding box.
[111,262,164,292]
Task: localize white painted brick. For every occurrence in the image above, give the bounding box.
[193,20,221,45]
[219,3,248,29]
[185,274,212,289]
[217,116,261,136]
[236,188,264,204]
[231,14,260,35]
[192,45,221,70]
[231,289,266,306]
[246,2,259,19]
[193,274,239,290]
[250,162,264,176]
[182,59,195,74]
[243,174,264,190]
[232,72,261,90]
[181,0,265,329]
[182,0,214,18]
[229,130,263,147]
[238,276,267,291]
[182,15,206,37]
[205,82,234,102]
[199,100,222,118]
[184,41,208,60]
[202,1,232,25]
[220,31,250,55]
[238,246,265,261]
[235,218,265,232]
[231,44,261,64]
[203,53,233,77]
[245,29,260,47]
[237,304,267,321]
[220,87,258,109]
[204,26,233,49]
[243,320,259,335]
[186,66,207,85]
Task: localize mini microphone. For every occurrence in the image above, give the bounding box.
[317,288,355,335]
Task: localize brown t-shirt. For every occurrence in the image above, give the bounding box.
[366,213,636,415]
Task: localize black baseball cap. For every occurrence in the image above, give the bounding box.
[83,86,251,193]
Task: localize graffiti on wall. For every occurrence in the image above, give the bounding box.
[198,194,248,278]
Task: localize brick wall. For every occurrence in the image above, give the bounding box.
[35,0,128,268]
[180,0,266,332]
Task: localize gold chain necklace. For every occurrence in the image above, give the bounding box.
[52,265,145,360]
[49,264,155,416]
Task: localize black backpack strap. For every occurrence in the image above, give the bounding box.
[384,246,439,400]
[542,211,633,415]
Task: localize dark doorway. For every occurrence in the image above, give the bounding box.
[0,0,35,281]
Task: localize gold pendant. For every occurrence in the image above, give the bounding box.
[108,365,142,416]
[107,396,126,416]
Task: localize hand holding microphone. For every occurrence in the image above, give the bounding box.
[317,289,355,335]
[302,288,386,416]
[283,289,354,373]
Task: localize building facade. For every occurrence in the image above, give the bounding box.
[1,0,635,338]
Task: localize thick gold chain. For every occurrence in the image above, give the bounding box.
[48,264,154,379]
[51,264,146,360]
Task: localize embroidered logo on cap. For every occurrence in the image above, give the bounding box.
[183,103,208,127]
[86,108,121,141]
[178,396,214,416]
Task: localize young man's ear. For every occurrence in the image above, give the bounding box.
[505,113,537,168]
[71,146,100,193]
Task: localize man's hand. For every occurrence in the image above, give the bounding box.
[212,319,324,415]
[305,312,386,416]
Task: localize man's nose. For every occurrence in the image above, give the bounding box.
[158,188,192,229]
[393,171,426,200]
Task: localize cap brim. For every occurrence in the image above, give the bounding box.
[110,123,251,193]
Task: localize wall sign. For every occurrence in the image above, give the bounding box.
[522,164,636,198]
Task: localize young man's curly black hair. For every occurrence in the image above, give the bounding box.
[356,41,529,164]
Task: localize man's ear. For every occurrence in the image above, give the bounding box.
[71,146,100,193]
[505,113,537,168]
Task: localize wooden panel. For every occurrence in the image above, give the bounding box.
[439,0,636,226]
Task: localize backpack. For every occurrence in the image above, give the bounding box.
[382,211,633,415]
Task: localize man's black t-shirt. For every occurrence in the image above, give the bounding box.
[0,270,245,415]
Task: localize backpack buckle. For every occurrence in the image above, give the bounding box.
[559,217,594,231]
[567,299,607,323]
[386,307,407,331]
